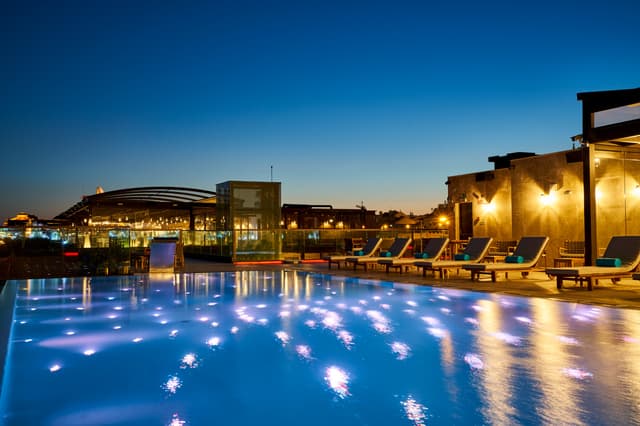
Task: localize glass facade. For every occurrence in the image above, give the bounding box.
[216,181,282,261]
[1,225,445,278]
[595,147,640,249]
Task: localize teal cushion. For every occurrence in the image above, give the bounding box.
[355,250,364,256]
[414,252,429,259]
[595,257,622,267]
[454,253,470,261]
[381,251,391,257]
[505,255,524,264]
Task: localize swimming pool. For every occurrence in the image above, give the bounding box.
[1,271,639,425]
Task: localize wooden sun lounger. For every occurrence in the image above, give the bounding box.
[546,235,640,290]
[322,237,383,269]
[463,236,549,282]
[345,237,411,271]
[379,237,448,273]
[415,237,492,278]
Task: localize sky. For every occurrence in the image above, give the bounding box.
[2,0,639,222]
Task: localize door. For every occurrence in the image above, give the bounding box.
[458,202,473,240]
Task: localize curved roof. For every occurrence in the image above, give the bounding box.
[55,186,216,221]
[84,186,216,203]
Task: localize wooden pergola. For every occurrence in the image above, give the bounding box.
[578,87,640,264]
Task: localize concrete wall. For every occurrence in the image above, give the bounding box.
[448,150,585,262]
[448,146,640,264]
[447,168,513,241]
[510,151,584,261]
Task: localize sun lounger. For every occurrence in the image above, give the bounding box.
[546,235,640,290]
[463,236,549,282]
[378,237,449,273]
[345,237,412,271]
[322,237,383,269]
[415,237,493,278]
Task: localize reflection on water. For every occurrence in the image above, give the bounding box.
[2,271,640,425]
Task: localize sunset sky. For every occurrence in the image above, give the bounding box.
[2,0,639,222]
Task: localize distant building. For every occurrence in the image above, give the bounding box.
[54,186,217,230]
[54,186,380,232]
[281,204,377,229]
[5,212,39,227]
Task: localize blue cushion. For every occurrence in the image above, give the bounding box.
[381,251,391,257]
[595,257,622,267]
[355,250,364,256]
[505,255,524,264]
[454,253,470,261]
[414,252,429,259]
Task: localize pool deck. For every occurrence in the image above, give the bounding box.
[182,258,640,310]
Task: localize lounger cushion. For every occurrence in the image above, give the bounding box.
[454,253,470,261]
[381,251,391,257]
[355,250,364,256]
[414,252,429,259]
[596,257,622,267]
[505,255,524,263]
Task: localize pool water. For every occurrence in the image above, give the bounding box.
[1,271,640,425]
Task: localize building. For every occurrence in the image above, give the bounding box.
[4,213,39,227]
[216,180,281,261]
[446,86,640,264]
[446,149,585,261]
[55,186,377,231]
[55,186,217,230]
[281,204,377,229]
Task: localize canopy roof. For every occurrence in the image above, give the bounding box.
[55,186,216,222]
[577,87,640,145]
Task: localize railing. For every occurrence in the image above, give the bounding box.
[0,226,449,276]
[559,240,585,258]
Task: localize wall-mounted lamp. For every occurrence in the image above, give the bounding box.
[481,201,495,213]
[539,192,556,207]
[595,188,603,202]
[472,191,490,205]
[542,183,558,195]
[539,182,560,207]
[540,183,558,206]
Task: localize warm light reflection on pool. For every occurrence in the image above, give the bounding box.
[1,271,640,425]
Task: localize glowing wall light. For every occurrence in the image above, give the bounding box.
[539,192,556,207]
[481,202,495,214]
[595,188,603,202]
[540,183,558,207]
